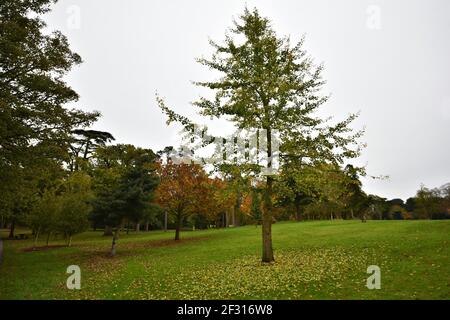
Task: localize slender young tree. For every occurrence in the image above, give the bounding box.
[157,8,364,262]
[57,172,93,246]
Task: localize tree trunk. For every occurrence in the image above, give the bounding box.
[145,222,149,232]
[67,235,72,247]
[351,209,354,219]
[135,223,140,232]
[225,209,229,227]
[83,141,90,159]
[231,206,236,226]
[110,228,120,257]
[175,225,180,241]
[261,127,275,263]
[33,227,40,248]
[8,219,15,239]
[262,176,275,262]
[294,199,301,221]
[175,214,181,241]
[46,232,51,246]
[103,225,113,236]
[233,192,242,226]
[164,212,168,232]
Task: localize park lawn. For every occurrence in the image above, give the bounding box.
[0,220,449,300]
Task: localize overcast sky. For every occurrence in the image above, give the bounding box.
[43,0,450,200]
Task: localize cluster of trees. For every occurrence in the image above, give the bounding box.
[0,0,161,255]
[0,0,99,242]
[383,184,450,220]
[89,144,160,255]
[27,172,93,247]
[153,161,384,232]
[2,2,447,263]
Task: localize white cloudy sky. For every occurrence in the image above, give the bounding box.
[43,0,450,200]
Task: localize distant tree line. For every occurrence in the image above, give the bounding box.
[380,184,450,220]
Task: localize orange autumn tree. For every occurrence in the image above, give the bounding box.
[156,162,211,240]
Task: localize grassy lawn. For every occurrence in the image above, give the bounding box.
[0,220,449,300]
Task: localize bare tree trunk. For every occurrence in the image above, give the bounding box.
[262,177,275,262]
[225,209,229,227]
[83,141,90,159]
[67,235,72,247]
[175,227,180,240]
[231,206,236,226]
[295,200,301,221]
[33,227,40,248]
[145,222,149,232]
[233,192,242,226]
[262,176,274,263]
[111,228,120,257]
[175,212,182,241]
[46,232,51,246]
[8,219,15,239]
[175,223,180,241]
[261,127,275,263]
[135,223,140,232]
[164,212,168,232]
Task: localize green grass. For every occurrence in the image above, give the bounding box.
[0,220,449,300]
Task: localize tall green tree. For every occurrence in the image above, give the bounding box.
[91,145,159,256]
[0,0,99,164]
[158,8,364,262]
[0,0,99,233]
[68,129,115,172]
[276,164,321,221]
